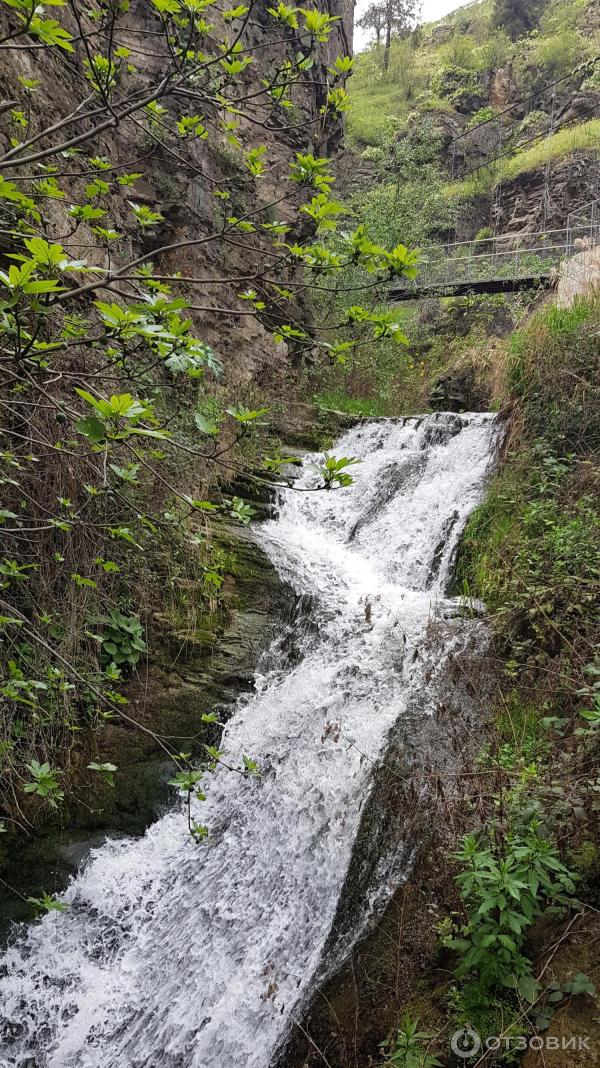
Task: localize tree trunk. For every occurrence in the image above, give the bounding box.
[383,21,391,71]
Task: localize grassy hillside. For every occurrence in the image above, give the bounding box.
[348,0,599,146]
[307,0,600,418]
[445,116,600,198]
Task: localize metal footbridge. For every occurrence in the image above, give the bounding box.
[391,200,600,301]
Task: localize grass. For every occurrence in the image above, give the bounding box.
[457,296,600,664]
[504,117,600,179]
[444,117,600,201]
[312,390,390,417]
[347,84,411,146]
[348,0,600,152]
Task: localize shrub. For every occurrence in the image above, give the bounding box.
[431,65,481,102]
[101,610,146,672]
[450,825,578,997]
[361,145,385,163]
[438,33,480,70]
[530,29,588,75]
[466,106,498,131]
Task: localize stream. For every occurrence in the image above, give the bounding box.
[0,412,499,1068]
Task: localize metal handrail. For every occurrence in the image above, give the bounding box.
[395,204,600,292]
[419,226,582,255]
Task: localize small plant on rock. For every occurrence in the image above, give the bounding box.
[101,610,146,673]
[380,1015,441,1068]
[449,823,578,1002]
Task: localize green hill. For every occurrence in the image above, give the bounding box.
[348,0,599,146]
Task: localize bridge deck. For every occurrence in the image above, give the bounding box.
[389,205,600,302]
[391,275,553,301]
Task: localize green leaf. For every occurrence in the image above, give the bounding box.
[27,893,70,913]
[225,405,269,425]
[87,761,118,787]
[243,754,260,777]
[76,416,107,443]
[194,412,219,436]
[516,974,539,1004]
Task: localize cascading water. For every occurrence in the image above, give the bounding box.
[0,413,499,1068]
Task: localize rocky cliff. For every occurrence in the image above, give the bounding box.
[0,0,353,843]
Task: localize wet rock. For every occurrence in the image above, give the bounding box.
[429,369,488,413]
[490,65,519,108]
[420,413,465,445]
[280,618,498,1068]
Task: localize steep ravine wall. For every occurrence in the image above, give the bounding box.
[454,151,600,242]
[0,1,352,846]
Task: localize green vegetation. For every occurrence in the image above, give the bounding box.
[440,296,600,1047]
[0,0,421,859]
[380,1016,441,1068]
[328,1,600,418]
[308,117,464,412]
[446,117,600,199]
[313,391,388,417]
[451,826,577,996]
[459,298,600,625]
[335,0,599,1058]
[3,3,600,1062]
[368,299,599,1067]
[349,0,597,146]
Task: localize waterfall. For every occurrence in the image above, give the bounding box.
[0,413,499,1068]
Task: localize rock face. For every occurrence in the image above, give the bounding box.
[490,65,519,108]
[494,152,600,237]
[557,242,600,307]
[3,524,296,839]
[429,368,489,413]
[0,522,297,928]
[0,2,350,841]
[454,152,600,244]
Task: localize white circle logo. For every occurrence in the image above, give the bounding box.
[451,1028,481,1059]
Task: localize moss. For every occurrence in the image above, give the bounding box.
[448,983,523,1063]
[313,390,390,418]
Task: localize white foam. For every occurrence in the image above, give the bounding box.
[0,413,499,1068]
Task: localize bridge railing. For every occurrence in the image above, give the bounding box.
[396,214,600,294]
[566,198,600,254]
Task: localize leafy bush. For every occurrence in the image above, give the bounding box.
[23,761,64,808]
[530,28,588,75]
[453,294,599,1020]
[101,610,146,672]
[450,826,577,997]
[430,65,481,102]
[466,106,498,131]
[437,33,480,71]
[515,108,549,138]
[477,28,513,71]
[361,146,385,163]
